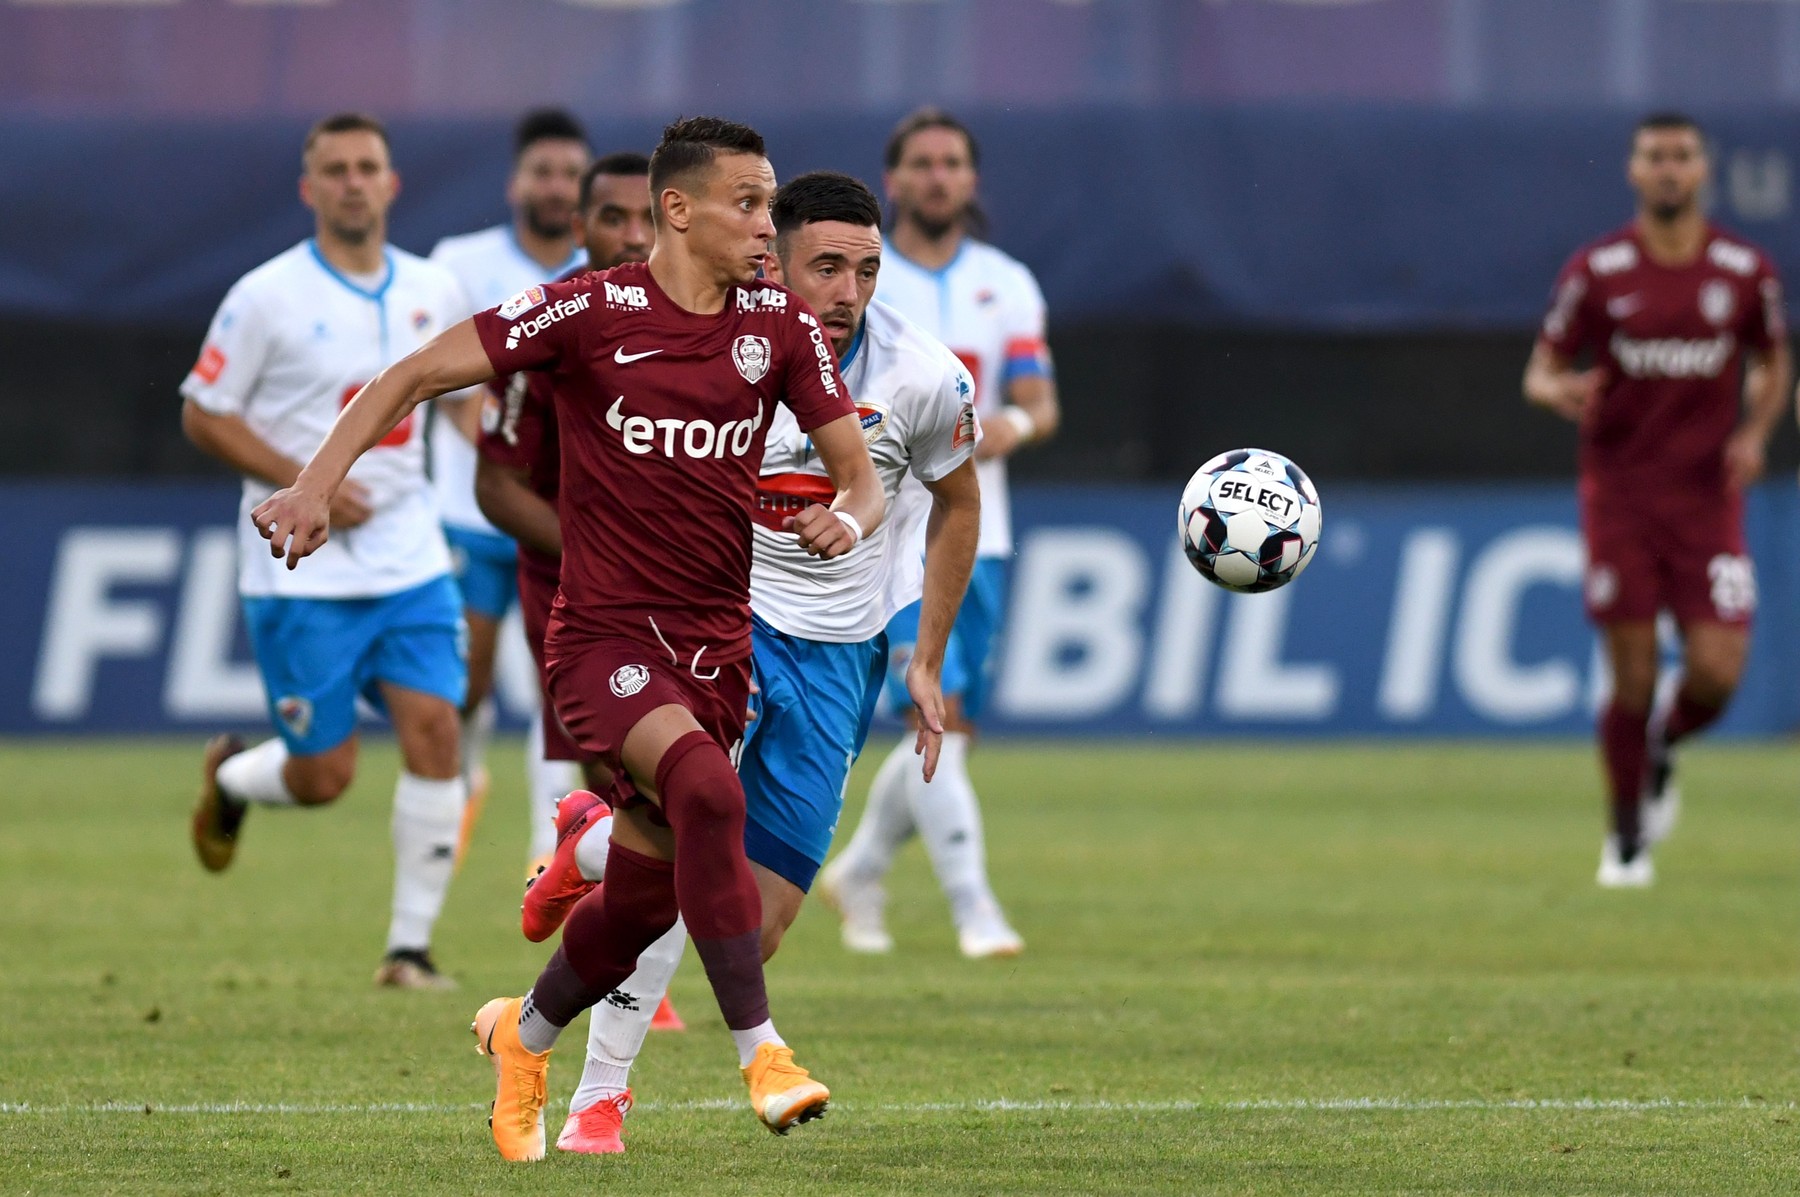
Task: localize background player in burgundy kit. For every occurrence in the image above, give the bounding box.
[249,116,885,1155]
[1523,112,1791,888]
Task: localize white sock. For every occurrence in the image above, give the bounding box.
[460,696,496,779]
[731,1020,785,1069]
[907,732,998,927]
[215,738,296,806]
[833,739,918,885]
[571,920,687,1112]
[574,814,614,883]
[525,718,580,861]
[517,990,562,1054]
[385,772,466,952]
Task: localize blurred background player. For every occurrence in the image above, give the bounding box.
[822,107,1059,958]
[181,112,471,990]
[531,171,982,1154]
[429,108,592,876]
[251,116,885,1155]
[1524,112,1789,888]
[474,151,684,1033]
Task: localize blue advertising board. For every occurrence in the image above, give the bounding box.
[5,480,1796,739]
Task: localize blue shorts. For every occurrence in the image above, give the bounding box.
[740,615,886,892]
[242,575,468,757]
[883,556,1008,723]
[444,524,518,622]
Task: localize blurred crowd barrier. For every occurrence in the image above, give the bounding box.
[7,481,1797,739]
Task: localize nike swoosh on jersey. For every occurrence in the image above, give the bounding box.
[614,347,663,364]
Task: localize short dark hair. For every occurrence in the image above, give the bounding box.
[579,152,650,211]
[303,111,389,162]
[884,106,980,171]
[1634,111,1704,145]
[514,107,589,159]
[648,116,767,213]
[772,172,882,244]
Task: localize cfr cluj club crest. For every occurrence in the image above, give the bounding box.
[732,335,771,384]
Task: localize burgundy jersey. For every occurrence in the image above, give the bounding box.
[472,262,855,664]
[1540,222,1783,496]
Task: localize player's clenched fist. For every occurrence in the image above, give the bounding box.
[785,503,862,559]
[251,485,333,570]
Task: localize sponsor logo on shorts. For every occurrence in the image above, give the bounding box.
[1708,553,1756,619]
[609,664,651,698]
[732,334,772,384]
[1585,563,1618,611]
[275,695,313,739]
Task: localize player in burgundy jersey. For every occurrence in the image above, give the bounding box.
[1524,112,1790,888]
[250,117,885,1155]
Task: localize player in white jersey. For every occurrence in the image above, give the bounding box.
[515,172,981,1154]
[428,109,591,876]
[182,113,471,990]
[821,107,1060,959]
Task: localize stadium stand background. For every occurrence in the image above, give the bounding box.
[6,0,1800,739]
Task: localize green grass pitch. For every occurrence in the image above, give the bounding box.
[1,737,1794,1195]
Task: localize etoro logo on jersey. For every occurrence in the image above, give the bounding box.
[606,394,765,458]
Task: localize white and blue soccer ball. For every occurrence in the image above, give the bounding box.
[1179,448,1322,593]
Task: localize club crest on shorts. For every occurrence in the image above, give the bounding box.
[610,664,651,698]
[1585,563,1618,611]
[275,695,313,739]
[732,335,771,384]
[1700,279,1735,327]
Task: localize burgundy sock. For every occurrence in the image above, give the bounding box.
[529,843,678,1026]
[656,730,769,1030]
[1662,687,1726,745]
[1599,702,1649,857]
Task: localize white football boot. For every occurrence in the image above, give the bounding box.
[817,856,895,954]
[1596,835,1654,889]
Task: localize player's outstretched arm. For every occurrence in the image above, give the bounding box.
[909,458,981,780]
[1522,341,1602,423]
[252,320,497,569]
[475,456,560,557]
[181,400,374,529]
[786,412,885,560]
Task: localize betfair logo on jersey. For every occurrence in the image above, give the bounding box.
[606,394,766,458]
[735,286,787,311]
[505,292,592,349]
[793,312,842,398]
[1609,332,1734,379]
[604,281,649,309]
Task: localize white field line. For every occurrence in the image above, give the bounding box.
[0,1097,1790,1116]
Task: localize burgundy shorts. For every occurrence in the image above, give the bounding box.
[545,634,752,796]
[517,555,581,762]
[1580,486,1755,627]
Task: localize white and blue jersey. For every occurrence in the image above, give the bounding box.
[741,300,976,889]
[181,240,469,752]
[429,226,585,619]
[874,237,1052,719]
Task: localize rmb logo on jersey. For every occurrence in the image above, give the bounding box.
[609,664,651,698]
[732,335,771,384]
[1700,280,1736,327]
[604,281,649,310]
[497,286,546,322]
[275,695,313,739]
[735,286,787,312]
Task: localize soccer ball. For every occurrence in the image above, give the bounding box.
[1179,448,1322,593]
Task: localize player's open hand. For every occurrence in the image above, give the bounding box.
[785,503,858,559]
[1724,428,1767,489]
[329,478,374,529]
[251,484,332,570]
[905,658,945,782]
